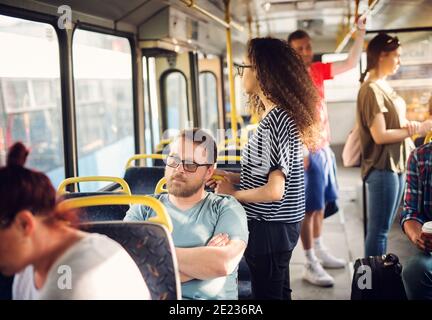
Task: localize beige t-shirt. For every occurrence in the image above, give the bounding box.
[357,80,414,179]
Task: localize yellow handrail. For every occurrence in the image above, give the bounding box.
[224,0,238,139]
[154,175,226,195]
[424,131,432,144]
[155,139,173,153]
[125,154,167,169]
[57,195,173,233]
[57,176,131,195]
[216,155,241,162]
[154,177,168,195]
[335,0,379,53]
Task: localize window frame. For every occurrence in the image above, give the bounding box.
[160,69,190,132]
[0,6,140,190]
[198,70,220,132]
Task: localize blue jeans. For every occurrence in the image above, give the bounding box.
[305,147,338,212]
[402,251,432,300]
[364,169,405,256]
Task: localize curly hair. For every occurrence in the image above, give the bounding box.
[246,37,320,150]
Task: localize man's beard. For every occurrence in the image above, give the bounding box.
[166,173,205,197]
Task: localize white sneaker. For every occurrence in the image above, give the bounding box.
[315,247,346,269]
[303,261,335,287]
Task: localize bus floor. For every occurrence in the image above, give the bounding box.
[290,166,413,300]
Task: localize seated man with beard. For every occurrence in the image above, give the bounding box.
[124,128,248,300]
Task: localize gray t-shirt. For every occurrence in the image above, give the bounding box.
[124,192,248,300]
[13,233,151,300]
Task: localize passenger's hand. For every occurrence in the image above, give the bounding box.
[419,232,432,252]
[419,119,432,136]
[214,179,236,196]
[413,232,432,252]
[406,121,421,136]
[356,15,366,31]
[206,169,230,189]
[207,233,230,247]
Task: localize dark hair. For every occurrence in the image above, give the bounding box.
[177,128,218,164]
[0,142,57,228]
[246,37,320,150]
[360,33,400,83]
[287,29,310,43]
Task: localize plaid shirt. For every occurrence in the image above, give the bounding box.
[401,142,432,229]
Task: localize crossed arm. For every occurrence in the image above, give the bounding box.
[176,239,246,283]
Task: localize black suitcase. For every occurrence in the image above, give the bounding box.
[351,253,407,300]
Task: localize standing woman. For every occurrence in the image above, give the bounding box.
[212,37,319,299]
[357,33,432,257]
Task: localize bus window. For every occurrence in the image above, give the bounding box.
[0,15,64,187]
[162,71,189,133]
[199,71,218,137]
[386,32,432,122]
[73,29,134,191]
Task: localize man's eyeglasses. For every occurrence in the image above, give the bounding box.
[235,64,252,77]
[166,155,212,173]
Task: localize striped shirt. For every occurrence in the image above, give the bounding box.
[240,107,305,223]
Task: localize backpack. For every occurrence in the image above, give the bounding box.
[351,253,407,300]
[342,124,361,167]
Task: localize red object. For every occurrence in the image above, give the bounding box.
[309,62,333,149]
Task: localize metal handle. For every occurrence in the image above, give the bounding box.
[58,176,131,195]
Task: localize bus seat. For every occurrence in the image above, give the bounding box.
[123,167,165,194]
[80,221,181,300]
[154,148,169,167]
[60,192,129,222]
[57,176,132,222]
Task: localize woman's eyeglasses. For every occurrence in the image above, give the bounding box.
[235,64,252,77]
[166,155,211,173]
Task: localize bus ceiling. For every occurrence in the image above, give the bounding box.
[1,0,431,55]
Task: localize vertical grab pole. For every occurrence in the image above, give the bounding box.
[223,0,238,140]
[363,179,367,239]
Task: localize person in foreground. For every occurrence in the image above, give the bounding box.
[357,33,432,257]
[400,142,432,300]
[209,37,320,299]
[0,142,150,300]
[124,128,248,300]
